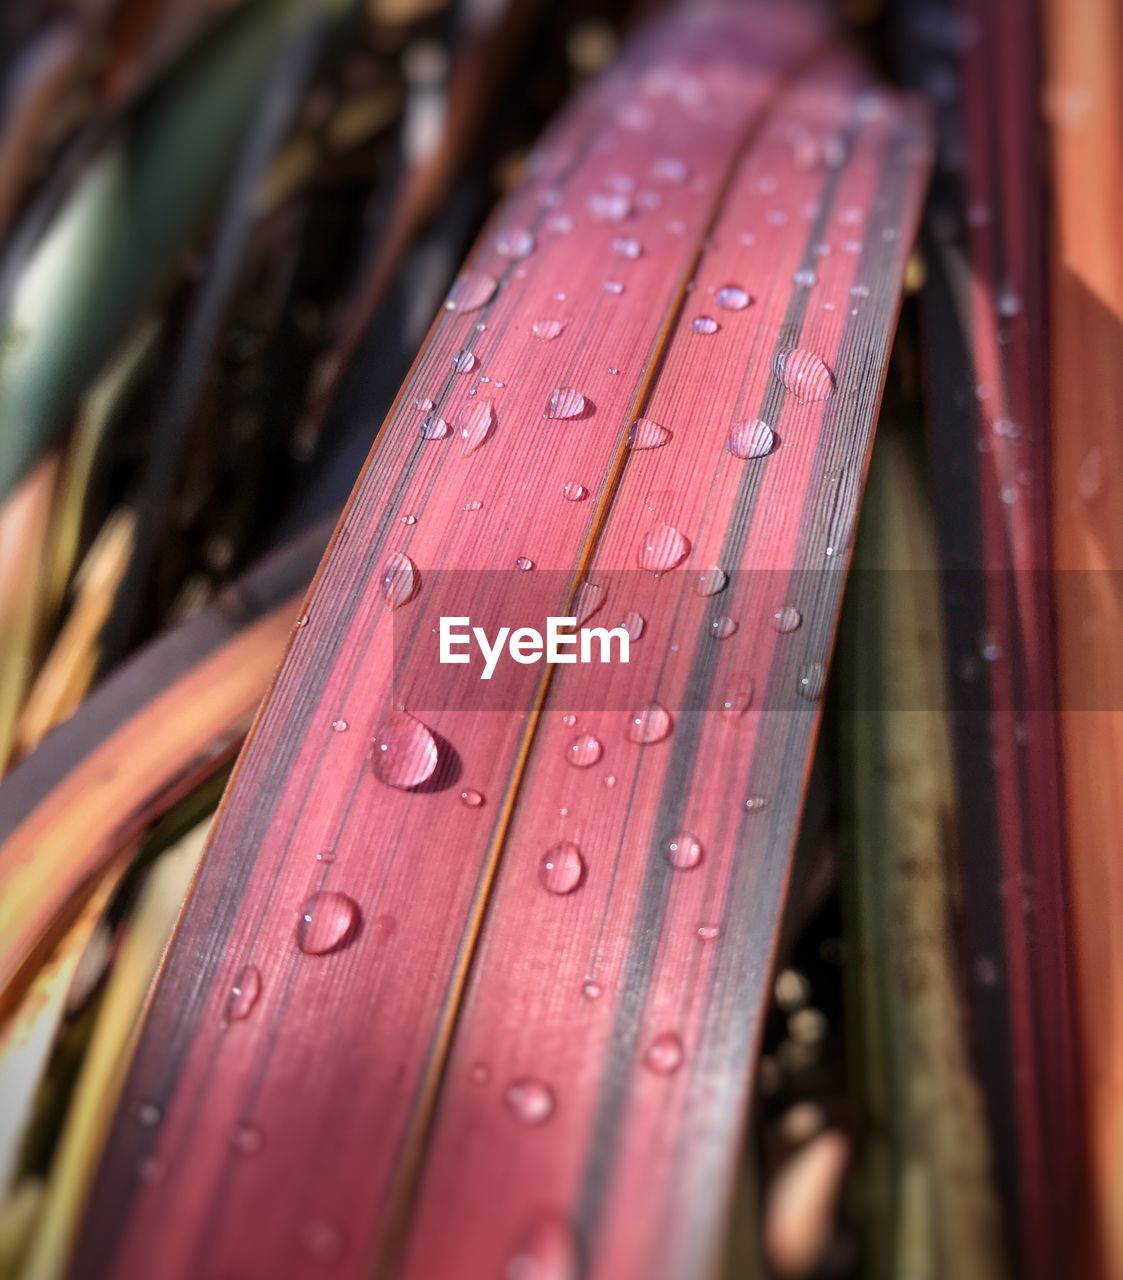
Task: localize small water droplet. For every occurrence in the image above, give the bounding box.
[401,513,417,526]
[665,832,703,870]
[561,713,577,727]
[296,891,361,956]
[586,192,631,222]
[627,703,672,744]
[715,284,751,310]
[300,1219,347,1265]
[381,552,417,609]
[603,279,625,295]
[420,412,449,440]
[458,399,496,452]
[797,662,826,701]
[446,271,496,313]
[547,212,573,234]
[793,267,817,287]
[370,710,439,788]
[638,524,689,573]
[582,980,603,1000]
[728,419,774,459]
[612,235,642,259]
[744,794,768,812]
[504,1213,579,1280]
[849,282,870,299]
[463,499,482,511]
[414,397,434,412]
[540,842,585,894]
[562,481,587,501]
[460,789,485,808]
[653,155,689,184]
[603,774,616,788]
[710,615,736,639]
[771,605,802,633]
[567,733,603,768]
[620,611,645,641]
[627,417,671,451]
[532,318,565,340]
[231,1122,264,1155]
[697,923,721,941]
[451,348,477,373]
[774,348,834,402]
[695,566,727,596]
[545,387,586,419]
[135,1101,161,1127]
[496,227,535,258]
[470,1062,491,1085]
[692,315,719,334]
[644,1031,685,1075]
[505,1079,556,1124]
[995,284,1021,318]
[224,965,262,1023]
[331,718,348,733]
[721,674,754,719]
[516,556,535,571]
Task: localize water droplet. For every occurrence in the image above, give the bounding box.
[231,1122,265,1155]
[532,319,565,340]
[653,155,688,184]
[470,1062,491,1085]
[573,580,604,626]
[715,284,751,310]
[546,212,573,234]
[296,891,361,956]
[628,417,670,450]
[771,605,802,633]
[451,348,477,373]
[421,412,449,440]
[545,387,586,419]
[582,980,603,1000]
[300,1219,347,1265]
[586,192,631,222]
[224,965,262,1023]
[793,267,817,287]
[692,315,719,334]
[464,499,482,511]
[504,1212,580,1280]
[774,348,834,402]
[505,1079,556,1124]
[721,674,754,719]
[644,1031,685,1074]
[135,1101,161,1127]
[627,703,672,744]
[540,842,585,894]
[665,832,703,870]
[797,662,826,701]
[497,227,535,258]
[371,710,439,788]
[744,794,768,812]
[603,775,616,788]
[638,523,689,573]
[612,235,642,259]
[446,271,496,312]
[296,613,309,628]
[695,566,726,596]
[414,397,434,412]
[401,513,417,526]
[728,419,775,459]
[516,556,535,571]
[331,718,348,733]
[603,279,625,295]
[567,732,603,768]
[561,713,577,727]
[458,399,496,452]
[381,551,417,609]
[710,615,737,639]
[460,789,484,808]
[620,611,645,641]
[562,481,587,501]
[697,924,721,941]
[849,282,870,299]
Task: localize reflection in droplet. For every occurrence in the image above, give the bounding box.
[638,524,689,573]
[331,718,348,733]
[774,348,834,402]
[446,271,496,312]
[628,418,670,450]
[370,710,439,788]
[665,833,703,870]
[505,1078,556,1125]
[458,399,496,452]
[627,703,672,744]
[451,348,476,373]
[566,732,603,768]
[545,387,586,419]
[224,965,262,1023]
[381,552,417,609]
[644,1031,685,1075]
[296,891,361,956]
[540,842,585,895]
[603,279,625,295]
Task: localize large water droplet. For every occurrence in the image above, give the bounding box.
[567,732,603,768]
[612,236,642,259]
[446,271,496,312]
[371,711,439,788]
[562,481,586,501]
[665,832,703,870]
[774,348,835,402]
[545,387,586,419]
[728,419,774,459]
[715,284,751,310]
[224,965,262,1023]
[532,319,565,340]
[644,1031,685,1075]
[628,418,670,450]
[692,315,719,334]
[638,524,689,573]
[540,842,585,894]
[296,891,361,956]
[505,1079,556,1125]
[504,1213,580,1280]
[771,605,802,633]
[695,566,727,596]
[797,662,826,701]
[627,703,672,744]
[381,552,417,609]
[497,227,535,258]
[458,399,495,452]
